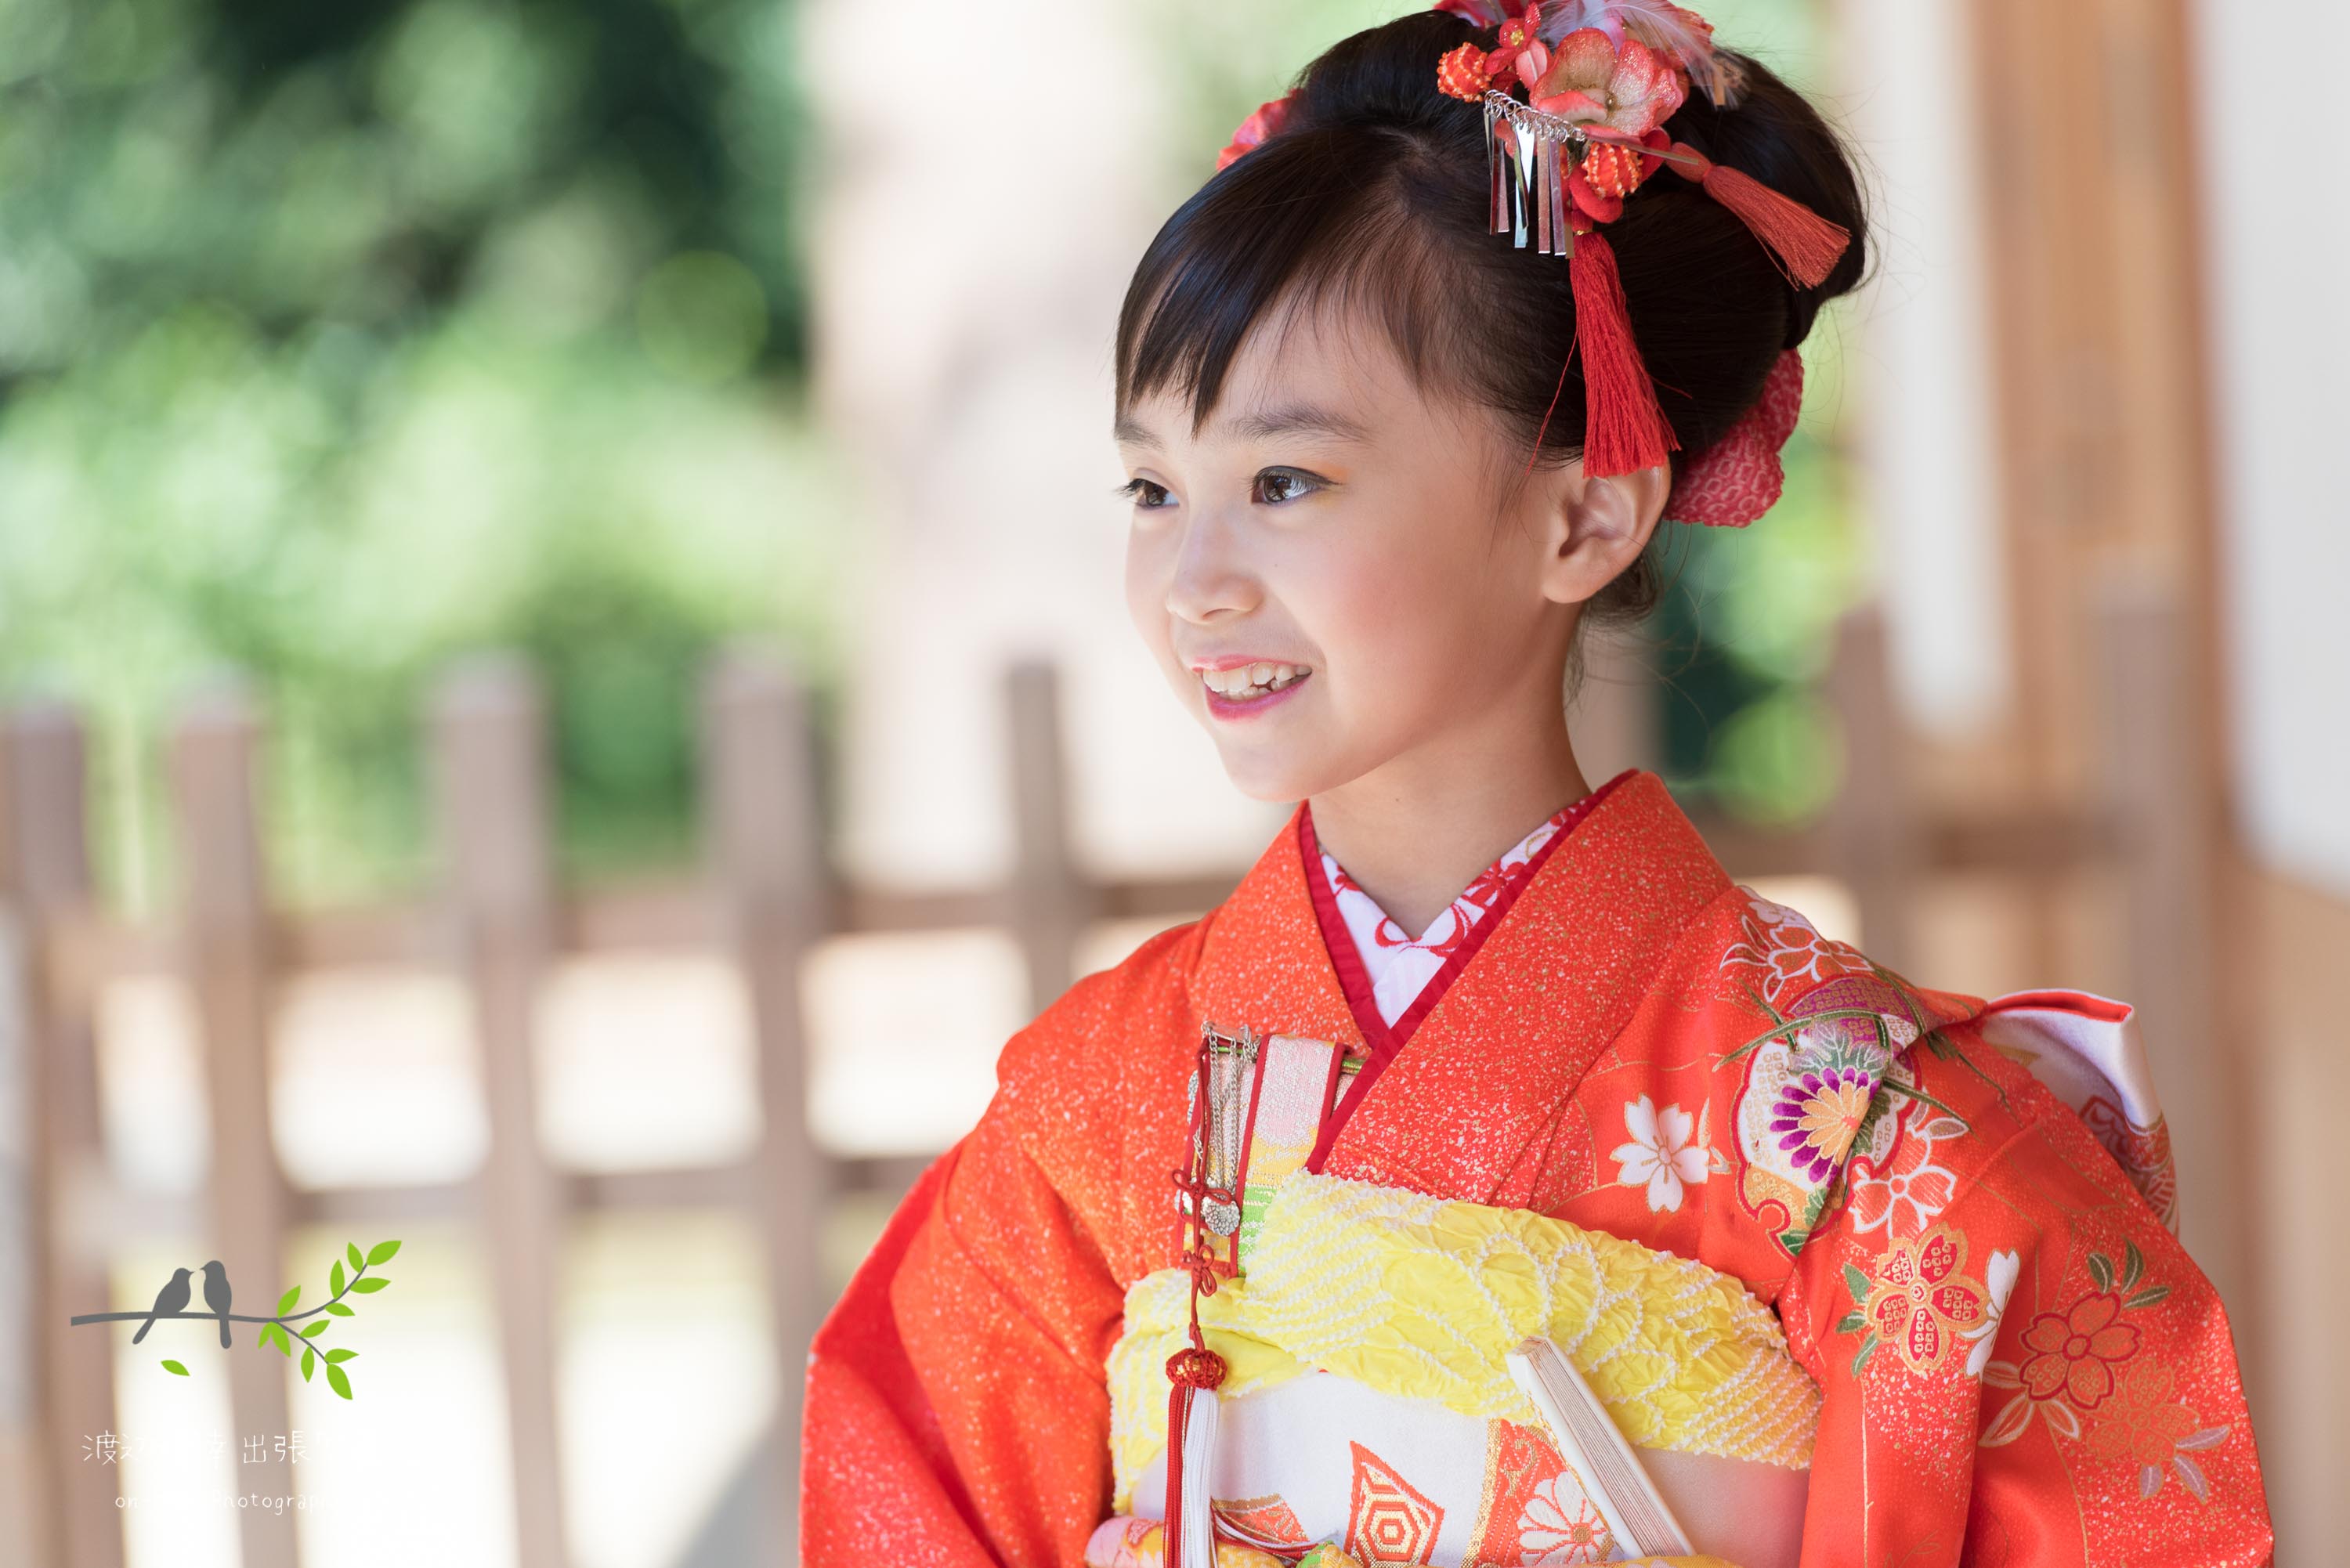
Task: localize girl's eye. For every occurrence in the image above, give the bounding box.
[1117,471,1323,509]
[1254,468,1323,505]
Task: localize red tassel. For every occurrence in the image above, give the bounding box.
[1162,1375,1189,1563]
[1567,229,1677,478]
[1162,1345,1225,1568]
[1668,144,1850,289]
[1701,164,1849,287]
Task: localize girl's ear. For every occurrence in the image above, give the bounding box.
[1538,463,1671,606]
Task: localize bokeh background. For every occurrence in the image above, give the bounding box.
[0,0,2339,1564]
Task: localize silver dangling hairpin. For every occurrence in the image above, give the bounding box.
[1483,89,1585,257]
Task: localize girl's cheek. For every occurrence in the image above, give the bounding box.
[1122,529,1169,657]
[1124,531,1201,710]
[1309,537,1435,674]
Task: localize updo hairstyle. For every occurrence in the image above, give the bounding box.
[1113,9,1869,628]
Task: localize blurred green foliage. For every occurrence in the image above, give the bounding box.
[1651,389,1871,826]
[1640,0,1873,826]
[2,0,1870,915]
[0,0,851,906]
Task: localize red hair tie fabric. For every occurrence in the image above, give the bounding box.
[1665,348,1803,527]
[1217,89,1303,172]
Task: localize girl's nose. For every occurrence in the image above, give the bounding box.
[1164,510,1260,624]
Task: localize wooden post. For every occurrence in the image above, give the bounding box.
[0,893,34,1568]
[432,660,568,1568]
[169,681,296,1568]
[1004,663,1097,1016]
[1824,608,1921,971]
[2094,576,2247,1308]
[699,649,829,1565]
[0,704,122,1568]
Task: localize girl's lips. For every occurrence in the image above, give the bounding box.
[1202,670,1311,721]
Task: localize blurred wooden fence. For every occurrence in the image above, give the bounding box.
[0,586,2222,1568]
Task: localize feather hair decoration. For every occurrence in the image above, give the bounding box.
[1430,0,1516,26]
[1608,1,1744,105]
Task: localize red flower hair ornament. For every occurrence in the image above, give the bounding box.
[1215,90,1298,172]
[1214,0,1850,527]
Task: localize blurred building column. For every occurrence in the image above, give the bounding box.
[801,0,1282,901]
[1832,0,2010,746]
[2185,0,2350,1556]
[1842,0,2276,1478]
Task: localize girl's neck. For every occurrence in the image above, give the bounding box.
[1307,719,1593,938]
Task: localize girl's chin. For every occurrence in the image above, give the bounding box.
[1221,773,1314,805]
[1209,742,1350,805]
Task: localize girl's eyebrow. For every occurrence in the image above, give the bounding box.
[1223,403,1373,444]
[1113,403,1373,450]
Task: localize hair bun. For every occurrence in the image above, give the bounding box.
[1654,55,1868,347]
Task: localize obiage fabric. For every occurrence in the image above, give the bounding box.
[800,771,2272,1567]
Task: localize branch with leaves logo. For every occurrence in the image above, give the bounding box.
[69,1240,402,1400]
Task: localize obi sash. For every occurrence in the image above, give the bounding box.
[1101,1035,1820,1564]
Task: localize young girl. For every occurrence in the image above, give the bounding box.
[801,5,2272,1566]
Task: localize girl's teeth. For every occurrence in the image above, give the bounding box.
[1202,663,1308,697]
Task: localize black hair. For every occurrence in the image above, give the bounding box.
[1112,9,1869,631]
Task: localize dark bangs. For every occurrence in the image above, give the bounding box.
[1112,118,1515,443]
[1112,12,1545,446]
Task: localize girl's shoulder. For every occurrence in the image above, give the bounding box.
[978,916,1210,1264]
[996,916,1210,1105]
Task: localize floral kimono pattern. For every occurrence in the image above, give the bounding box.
[800,770,2272,1567]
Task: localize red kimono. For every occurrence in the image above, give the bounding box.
[801,770,2272,1566]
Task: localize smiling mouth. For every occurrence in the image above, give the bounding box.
[1198,661,1312,701]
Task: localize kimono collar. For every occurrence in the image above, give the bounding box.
[1189,771,1725,1052]
[1189,770,1735,1200]
[1188,801,1366,1051]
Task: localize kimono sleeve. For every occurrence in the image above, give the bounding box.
[1770,1013,2273,1568]
[801,923,1199,1568]
[801,1111,1126,1566]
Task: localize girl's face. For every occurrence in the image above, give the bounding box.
[1116,299,1636,804]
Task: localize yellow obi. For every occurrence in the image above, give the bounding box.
[1107,1170,1820,1510]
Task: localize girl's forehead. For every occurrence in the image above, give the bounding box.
[1121,302,1447,451]
[1238,296,1408,396]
